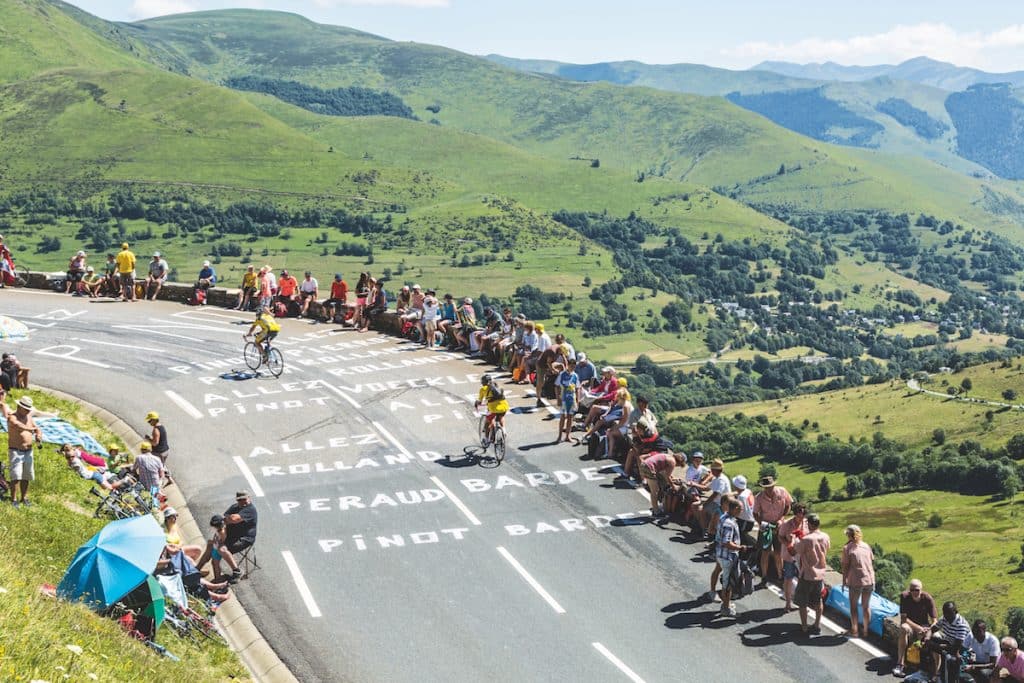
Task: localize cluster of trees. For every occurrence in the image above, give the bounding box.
[726,87,884,147]
[225,76,415,119]
[0,189,392,256]
[659,412,1024,499]
[875,98,949,140]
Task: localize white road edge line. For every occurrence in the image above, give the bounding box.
[764,584,888,659]
[163,390,204,420]
[603,464,652,504]
[496,546,566,615]
[232,455,265,498]
[429,475,482,526]
[592,642,646,683]
[317,380,361,409]
[281,551,322,618]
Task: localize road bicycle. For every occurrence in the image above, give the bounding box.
[242,334,284,378]
[476,411,507,464]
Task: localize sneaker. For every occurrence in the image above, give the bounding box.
[650,505,666,517]
[228,571,242,585]
[892,665,905,678]
[11,501,19,509]
[703,590,719,602]
[21,500,31,507]
[726,605,736,617]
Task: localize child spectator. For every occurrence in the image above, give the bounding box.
[554,360,579,443]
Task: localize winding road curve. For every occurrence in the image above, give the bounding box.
[2,289,886,682]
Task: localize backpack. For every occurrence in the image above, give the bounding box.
[729,558,755,599]
[274,301,289,318]
[189,289,206,306]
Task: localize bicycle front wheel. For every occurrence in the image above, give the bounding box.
[243,342,262,371]
[493,426,506,463]
[266,347,284,378]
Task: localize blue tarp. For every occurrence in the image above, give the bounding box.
[0,415,109,457]
[825,585,900,636]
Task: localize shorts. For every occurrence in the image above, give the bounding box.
[782,560,799,580]
[560,393,577,416]
[9,448,34,481]
[847,584,874,603]
[356,297,367,306]
[717,558,735,589]
[794,578,824,608]
[154,449,171,465]
[300,290,316,300]
[255,330,278,346]
[705,500,722,519]
[759,523,781,552]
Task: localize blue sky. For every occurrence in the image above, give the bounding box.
[69,0,1024,71]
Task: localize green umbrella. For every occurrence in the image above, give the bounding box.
[122,575,165,631]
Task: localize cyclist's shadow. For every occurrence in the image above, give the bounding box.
[219,370,263,381]
[436,446,501,469]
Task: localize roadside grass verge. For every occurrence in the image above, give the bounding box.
[0,389,247,683]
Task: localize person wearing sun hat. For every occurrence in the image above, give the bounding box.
[115,242,136,301]
[132,440,165,495]
[7,395,42,508]
[144,251,169,300]
[146,411,172,486]
[753,474,793,586]
[81,265,103,298]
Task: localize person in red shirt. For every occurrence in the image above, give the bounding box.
[640,451,685,516]
[322,273,349,323]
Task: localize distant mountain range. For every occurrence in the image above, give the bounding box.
[487,54,1024,179]
[752,57,1024,91]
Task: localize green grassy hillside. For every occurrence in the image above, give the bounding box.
[114,8,1024,236]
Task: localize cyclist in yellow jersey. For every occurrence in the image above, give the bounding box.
[245,307,281,359]
[474,374,508,445]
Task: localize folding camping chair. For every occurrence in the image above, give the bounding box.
[237,541,260,579]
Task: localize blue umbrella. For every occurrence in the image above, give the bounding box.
[57,515,166,609]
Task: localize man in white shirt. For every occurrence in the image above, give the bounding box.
[965,619,999,682]
[703,459,732,538]
[298,271,319,318]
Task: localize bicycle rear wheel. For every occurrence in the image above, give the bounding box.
[266,347,284,378]
[243,342,262,371]
[478,415,490,449]
[493,426,506,463]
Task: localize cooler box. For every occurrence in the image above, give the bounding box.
[825,585,899,636]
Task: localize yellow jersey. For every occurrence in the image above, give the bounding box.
[254,313,281,334]
[478,385,509,415]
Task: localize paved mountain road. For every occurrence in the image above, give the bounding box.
[1,290,885,682]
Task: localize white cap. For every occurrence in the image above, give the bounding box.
[202,260,211,266]
[86,266,95,272]
[76,250,86,256]
[577,352,587,361]
[732,475,747,489]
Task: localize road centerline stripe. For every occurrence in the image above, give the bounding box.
[164,390,204,419]
[429,476,482,526]
[281,551,322,618]
[592,642,646,683]
[496,546,566,615]
[232,455,265,498]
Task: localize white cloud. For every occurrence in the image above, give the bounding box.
[311,0,450,7]
[725,22,1024,71]
[128,0,199,19]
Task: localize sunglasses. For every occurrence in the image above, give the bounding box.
[1003,647,1016,653]
[909,589,921,593]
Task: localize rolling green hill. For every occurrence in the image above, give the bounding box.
[105,8,1024,236]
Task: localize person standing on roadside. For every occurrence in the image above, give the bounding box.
[794,513,830,636]
[841,524,876,638]
[115,242,136,301]
[778,502,809,612]
[7,396,42,508]
[753,475,792,586]
[715,498,747,618]
[132,441,165,496]
[146,411,172,486]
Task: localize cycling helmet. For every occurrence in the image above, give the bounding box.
[481,374,492,385]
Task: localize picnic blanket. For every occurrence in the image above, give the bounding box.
[0,415,108,457]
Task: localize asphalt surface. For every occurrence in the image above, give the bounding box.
[1,289,890,682]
